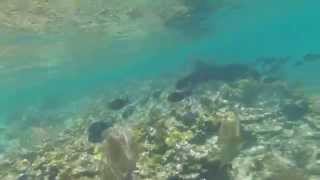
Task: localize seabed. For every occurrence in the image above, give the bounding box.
[1,62,320,180]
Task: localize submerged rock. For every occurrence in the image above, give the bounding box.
[47,165,59,180]
[218,111,243,167]
[3,66,318,180]
[282,99,309,120]
[262,76,282,83]
[180,112,199,126]
[0,144,6,153]
[167,90,192,102]
[17,174,29,180]
[199,160,231,180]
[108,97,129,110]
[310,96,320,114]
[175,62,261,90]
[100,127,139,180]
[88,121,113,143]
[254,56,290,76]
[152,89,162,99]
[122,106,135,119]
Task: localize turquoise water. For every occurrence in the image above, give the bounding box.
[0,2,319,129]
[1,0,320,178]
[1,1,320,119]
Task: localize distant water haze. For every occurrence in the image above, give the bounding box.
[1,0,320,123]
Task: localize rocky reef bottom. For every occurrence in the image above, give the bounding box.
[1,71,320,180]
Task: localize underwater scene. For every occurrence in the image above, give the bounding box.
[1,0,320,179]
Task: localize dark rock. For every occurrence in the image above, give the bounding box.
[221,64,260,82]
[262,76,281,83]
[122,106,135,119]
[241,129,258,149]
[0,144,5,153]
[254,57,289,75]
[179,112,198,126]
[108,97,129,110]
[191,120,220,145]
[282,99,309,120]
[176,62,261,90]
[88,121,113,143]
[152,90,162,99]
[74,170,97,178]
[17,174,29,180]
[167,175,183,180]
[20,151,38,163]
[48,166,59,180]
[199,160,231,180]
[167,90,192,102]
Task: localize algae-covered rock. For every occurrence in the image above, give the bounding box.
[87,121,113,143]
[309,96,320,114]
[233,79,262,105]
[175,62,260,90]
[282,99,309,120]
[100,126,140,180]
[2,68,319,180]
[217,111,243,167]
[167,90,192,102]
[261,153,308,180]
[108,97,130,110]
[164,128,194,147]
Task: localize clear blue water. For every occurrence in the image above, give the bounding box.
[1,0,320,150]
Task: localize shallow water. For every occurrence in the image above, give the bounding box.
[1,0,320,179]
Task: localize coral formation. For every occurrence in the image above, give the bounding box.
[217,111,243,167]
[1,66,320,180]
[100,126,140,180]
[87,121,113,143]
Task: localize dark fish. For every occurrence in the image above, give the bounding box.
[108,97,129,110]
[304,53,320,62]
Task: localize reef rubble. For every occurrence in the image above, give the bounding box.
[1,66,320,180]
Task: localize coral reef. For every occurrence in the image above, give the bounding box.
[100,126,140,180]
[1,67,320,180]
[217,111,243,168]
[87,121,113,143]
